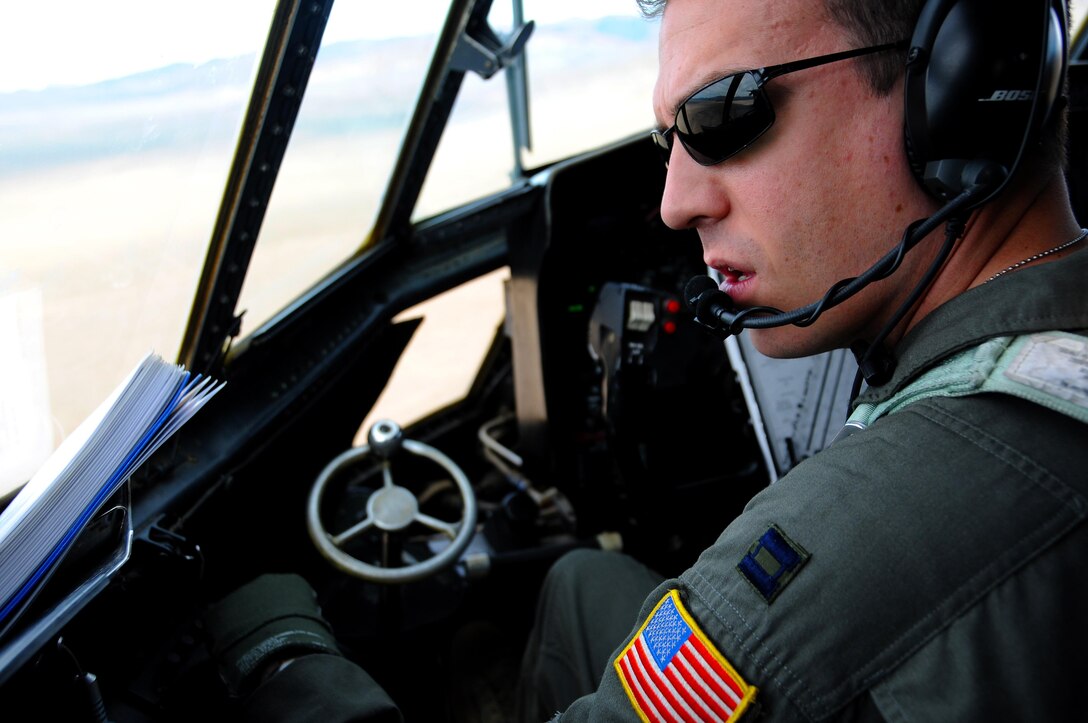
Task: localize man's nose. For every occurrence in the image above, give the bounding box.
[658,144,730,230]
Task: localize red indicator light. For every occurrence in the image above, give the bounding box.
[663,320,678,334]
[665,299,681,314]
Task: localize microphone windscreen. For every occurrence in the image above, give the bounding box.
[684,276,719,310]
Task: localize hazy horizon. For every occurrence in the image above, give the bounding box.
[0,12,660,494]
[1,15,655,177]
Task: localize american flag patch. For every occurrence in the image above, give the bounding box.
[614,590,757,723]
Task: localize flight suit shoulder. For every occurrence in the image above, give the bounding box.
[672,393,1087,721]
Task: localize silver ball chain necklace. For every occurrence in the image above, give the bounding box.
[983,227,1088,284]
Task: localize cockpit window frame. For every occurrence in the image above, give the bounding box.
[179,0,496,377]
[178,0,336,375]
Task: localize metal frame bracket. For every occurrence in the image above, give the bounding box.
[452,19,534,79]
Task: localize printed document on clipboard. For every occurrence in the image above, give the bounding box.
[0,352,223,636]
[726,334,857,482]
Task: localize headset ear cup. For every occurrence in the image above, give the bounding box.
[903,0,955,186]
[1038,2,1070,131]
[903,0,1067,202]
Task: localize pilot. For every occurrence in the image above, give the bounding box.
[519,0,1088,721]
[206,0,1088,720]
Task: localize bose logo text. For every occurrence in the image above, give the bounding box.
[979,90,1034,102]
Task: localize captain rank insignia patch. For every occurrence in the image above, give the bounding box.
[737,525,810,604]
[614,590,757,723]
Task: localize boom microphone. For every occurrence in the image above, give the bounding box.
[684,276,738,338]
[682,176,990,346]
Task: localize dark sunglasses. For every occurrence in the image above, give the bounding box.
[652,41,905,167]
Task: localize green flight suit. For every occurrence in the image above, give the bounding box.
[557,247,1088,721]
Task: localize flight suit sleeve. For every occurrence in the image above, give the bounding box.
[559,394,1087,722]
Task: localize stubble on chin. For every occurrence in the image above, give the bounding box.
[746,322,854,359]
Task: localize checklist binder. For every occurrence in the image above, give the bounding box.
[726,335,856,481]
[0,352,223,657]
[0,481,132,683]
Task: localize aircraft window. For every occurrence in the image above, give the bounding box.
[235,4,447,337]
[357,267,510,442]
[0,2,275,496]
[413,0,659,221]
[413,70,515,221]
[517,0,659,170]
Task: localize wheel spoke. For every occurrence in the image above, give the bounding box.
[415,512,459,539]
[381,531,392,568]
[331,516,374,546]
[309,429,477,583]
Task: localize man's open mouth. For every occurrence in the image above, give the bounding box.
[725,265,753,282]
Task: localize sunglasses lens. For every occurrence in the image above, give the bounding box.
[651,129,673,166]
[675,72,774,165]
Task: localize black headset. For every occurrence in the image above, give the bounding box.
[904,0,1068,204]
[687,0,1071,385]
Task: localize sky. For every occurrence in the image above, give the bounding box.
[2,1,1085,94]
[0,0,639,93]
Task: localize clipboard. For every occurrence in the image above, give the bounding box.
[0,480,132,685]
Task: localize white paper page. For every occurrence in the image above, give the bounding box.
[0,352,220,623]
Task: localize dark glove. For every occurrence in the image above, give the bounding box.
[203,573,340,697]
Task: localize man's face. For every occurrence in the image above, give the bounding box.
[653,0,939,357]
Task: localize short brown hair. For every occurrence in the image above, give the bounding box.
[636,0,918,94]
